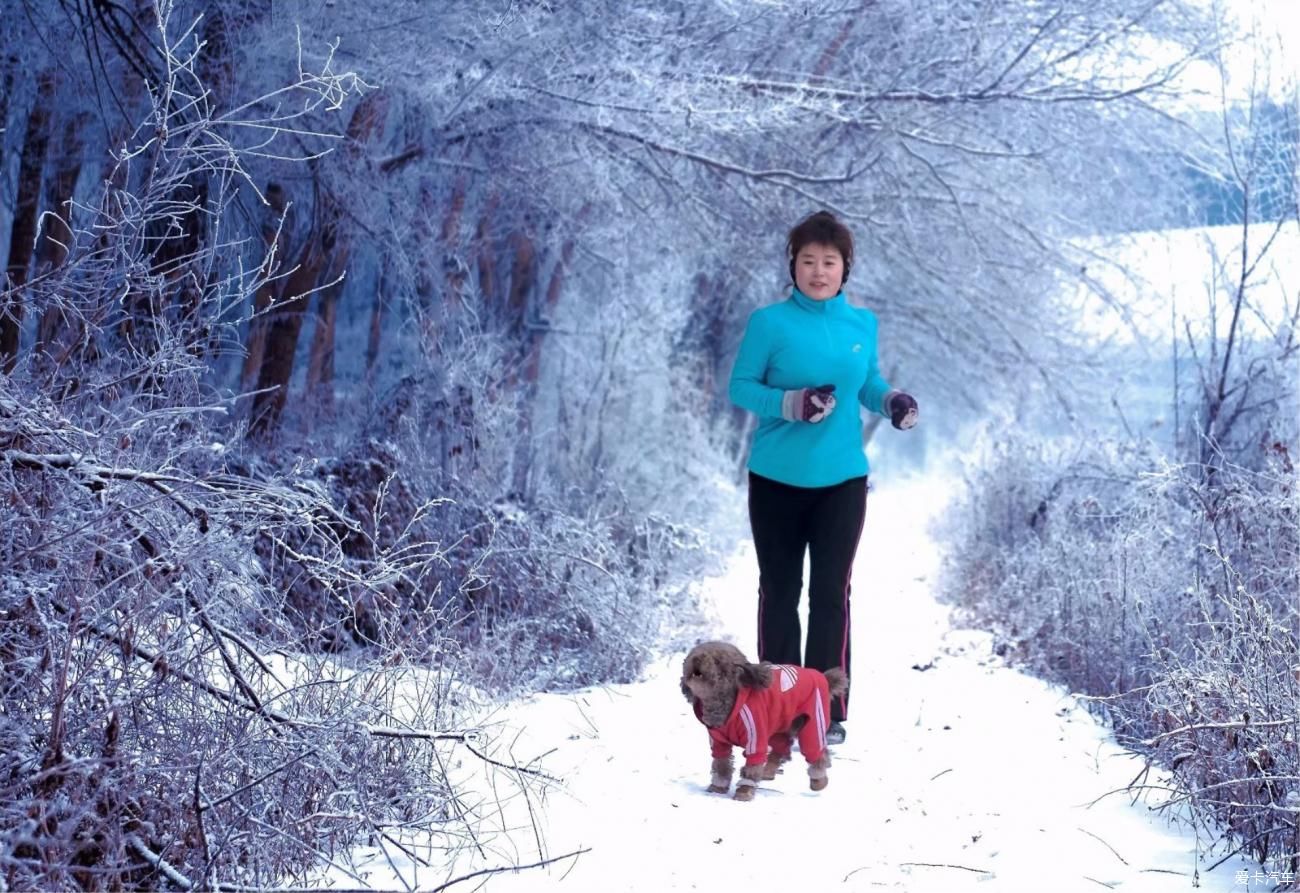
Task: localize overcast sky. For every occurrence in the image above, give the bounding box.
[1227,0,1297,88]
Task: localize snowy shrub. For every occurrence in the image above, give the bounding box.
[939,430,1298,875]
[938,433,1170,698]
[1139,450,1299,873]
[330,349,726,696]
[0,17,512,890]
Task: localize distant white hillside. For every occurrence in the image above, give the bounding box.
[1068,222,1298,344]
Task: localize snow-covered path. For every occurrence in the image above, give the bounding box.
[342,476,1259,892]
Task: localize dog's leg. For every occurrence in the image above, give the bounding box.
[763,732,793,780]
[708,755,733,794]
[808,752,831,792]
[734,763,763,801]
[761,753,789,781]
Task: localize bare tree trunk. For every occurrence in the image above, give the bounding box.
[303,92,389,417]
[47,74,146,376]
[1,70,56,371]
[509,206,589,496]
[198,6,235,110]
[363,262,386,393]
[505,230,537,339]
[500,230,539,492]
[165,3,239,360]
[414,175,467,360]
[0,54,17,167]
[812,17,857,78]
[249,234,328,438]
[522,206,589,388]
[241,182,290,391]
[440,176,467,309]
[35,112,90,351]
[252,91,387,436]
[303,249,343,418]
[121,170,208,358]
[412,179,441,356]
[475,193,500,308]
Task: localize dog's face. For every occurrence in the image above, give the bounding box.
[680,641,771,728]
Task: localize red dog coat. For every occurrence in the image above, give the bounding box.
[697,664,832,766]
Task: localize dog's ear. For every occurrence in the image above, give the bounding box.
[737,661,773,690]
[824,667,849,698]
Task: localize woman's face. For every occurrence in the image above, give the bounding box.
[793,242,844,300]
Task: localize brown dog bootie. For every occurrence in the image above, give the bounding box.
[808,766,828,792]
[808,753,831,791]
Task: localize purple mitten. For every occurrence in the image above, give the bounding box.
[781,384,837,423]
[884,390,918,430]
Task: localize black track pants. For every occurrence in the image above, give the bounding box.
[748,472,867,723]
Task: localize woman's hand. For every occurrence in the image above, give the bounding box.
[884,391,918,430]
[781,384,836,423]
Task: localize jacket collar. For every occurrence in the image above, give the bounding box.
[791,286,845,314]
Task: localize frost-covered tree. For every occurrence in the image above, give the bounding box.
[935,6,1298,875]
[0,6,560,889]
[264,2,1219,460]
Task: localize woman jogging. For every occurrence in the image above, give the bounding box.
[728,209,918,744]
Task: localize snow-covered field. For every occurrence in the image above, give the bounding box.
[1071,221,1299,344]
[325,474,1264,892]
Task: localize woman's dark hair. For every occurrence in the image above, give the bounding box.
[786,210,854,285]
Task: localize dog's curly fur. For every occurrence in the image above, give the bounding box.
[680,641,848,800]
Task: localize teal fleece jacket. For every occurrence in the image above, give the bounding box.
[729,288,893,488]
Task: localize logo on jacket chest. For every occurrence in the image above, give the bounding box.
[774,665,799,692]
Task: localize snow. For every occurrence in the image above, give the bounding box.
[324,474,1263,892]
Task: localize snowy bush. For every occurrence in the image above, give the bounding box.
[1140,450,1299,873]
[0,14,514,889]
[329,345,727,696]
[939,430,1298,874]
[938,434,1162,696]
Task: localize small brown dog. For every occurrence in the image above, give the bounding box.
[680,641,848,801]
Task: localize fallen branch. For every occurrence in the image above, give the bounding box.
[898,861,993,875]
[127,834,194,891]
[463,740,562,784]
[51,597,480,744]
[187,590,270,716]
[426,847,592,893]
[1141,718,1295,748]
[199,749,319,813]
[1078,827,1129,865]
[5,449,210,531]
[1205,825,1294,872]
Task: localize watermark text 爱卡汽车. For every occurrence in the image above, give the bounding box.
[1236,869,1294,886]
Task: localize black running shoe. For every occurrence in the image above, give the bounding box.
[826,721,846,745]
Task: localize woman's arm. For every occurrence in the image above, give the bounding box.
[728,311,786,418]
[858,320,893,414]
